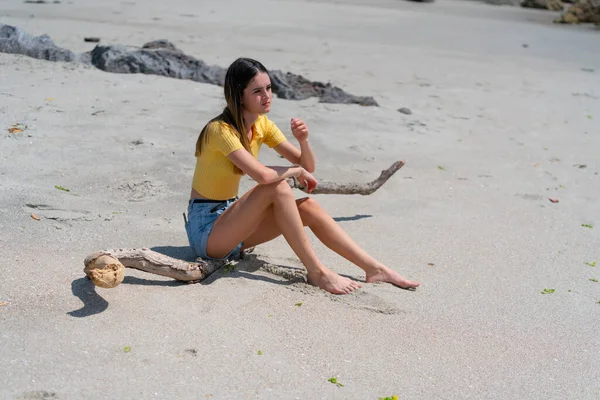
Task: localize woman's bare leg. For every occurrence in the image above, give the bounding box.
[206,181,361,294]
[243,198,419,289]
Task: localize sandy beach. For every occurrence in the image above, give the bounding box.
[1,0,599,398]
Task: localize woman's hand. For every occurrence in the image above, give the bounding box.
[291,118,309,143]
[297,168,318,194]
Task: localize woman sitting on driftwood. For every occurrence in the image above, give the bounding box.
[185,57,419,294]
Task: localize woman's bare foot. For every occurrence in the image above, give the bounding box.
[308,270,362,295]
[366,266,420,289]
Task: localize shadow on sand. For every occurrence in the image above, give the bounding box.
[333,214,372,222]
[67,277,108,318]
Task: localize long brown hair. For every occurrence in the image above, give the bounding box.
[195,58,269,174]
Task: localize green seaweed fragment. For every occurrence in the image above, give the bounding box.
[221,262,237,274]
[328,377,343,387]
[54,185,70,192]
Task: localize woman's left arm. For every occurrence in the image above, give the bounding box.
[298,138,316,173]
[273,118,316,173]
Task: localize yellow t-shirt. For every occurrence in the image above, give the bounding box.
[192,115,287,200]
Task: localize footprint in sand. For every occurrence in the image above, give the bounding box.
[329,289,403,315]
[24,203,94,222]
[285,281,403,315]
[117,180,164,202]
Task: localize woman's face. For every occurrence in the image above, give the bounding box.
[242,72,272,114]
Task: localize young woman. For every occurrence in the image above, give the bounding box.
[186,58,419,295]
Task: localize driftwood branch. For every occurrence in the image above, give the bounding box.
[287,160,404,195]
[84,248,229,288]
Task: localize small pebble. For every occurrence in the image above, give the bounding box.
[397,107,412,115]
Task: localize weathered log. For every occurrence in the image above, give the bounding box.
[287,160,405,195]
[84,248,228,287]
[83,255,125,288]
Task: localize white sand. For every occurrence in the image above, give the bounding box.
[1,0,599,398]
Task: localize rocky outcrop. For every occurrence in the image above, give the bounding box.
[89,40,226,85]
[0,24,378,107]
[0,24,75,62]
[484,0,522,6]
[521,0,564,10]
[269,70,378,106]
[554,0,600,23]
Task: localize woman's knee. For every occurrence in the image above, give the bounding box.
[269,179,294,199]
[297,197,323,225]
[251,180,294,206]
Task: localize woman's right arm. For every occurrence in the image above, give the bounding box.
[228,149,317,192]
[228,148,302,184]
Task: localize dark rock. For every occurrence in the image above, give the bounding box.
[397,107,412,115]
[554,0,600,23]
[24,0,61,3]
[319,86,378,106]
[84,37,100,43]
[556,11,581,22]
[0,24,75,62]
[270,70,378,106]
[269,70,322,100]
[141,39,179,51]
[483,0,521,5]
[89,43,226,85]
[521,0,564,10]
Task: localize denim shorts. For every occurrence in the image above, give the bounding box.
[184,197,243,260]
